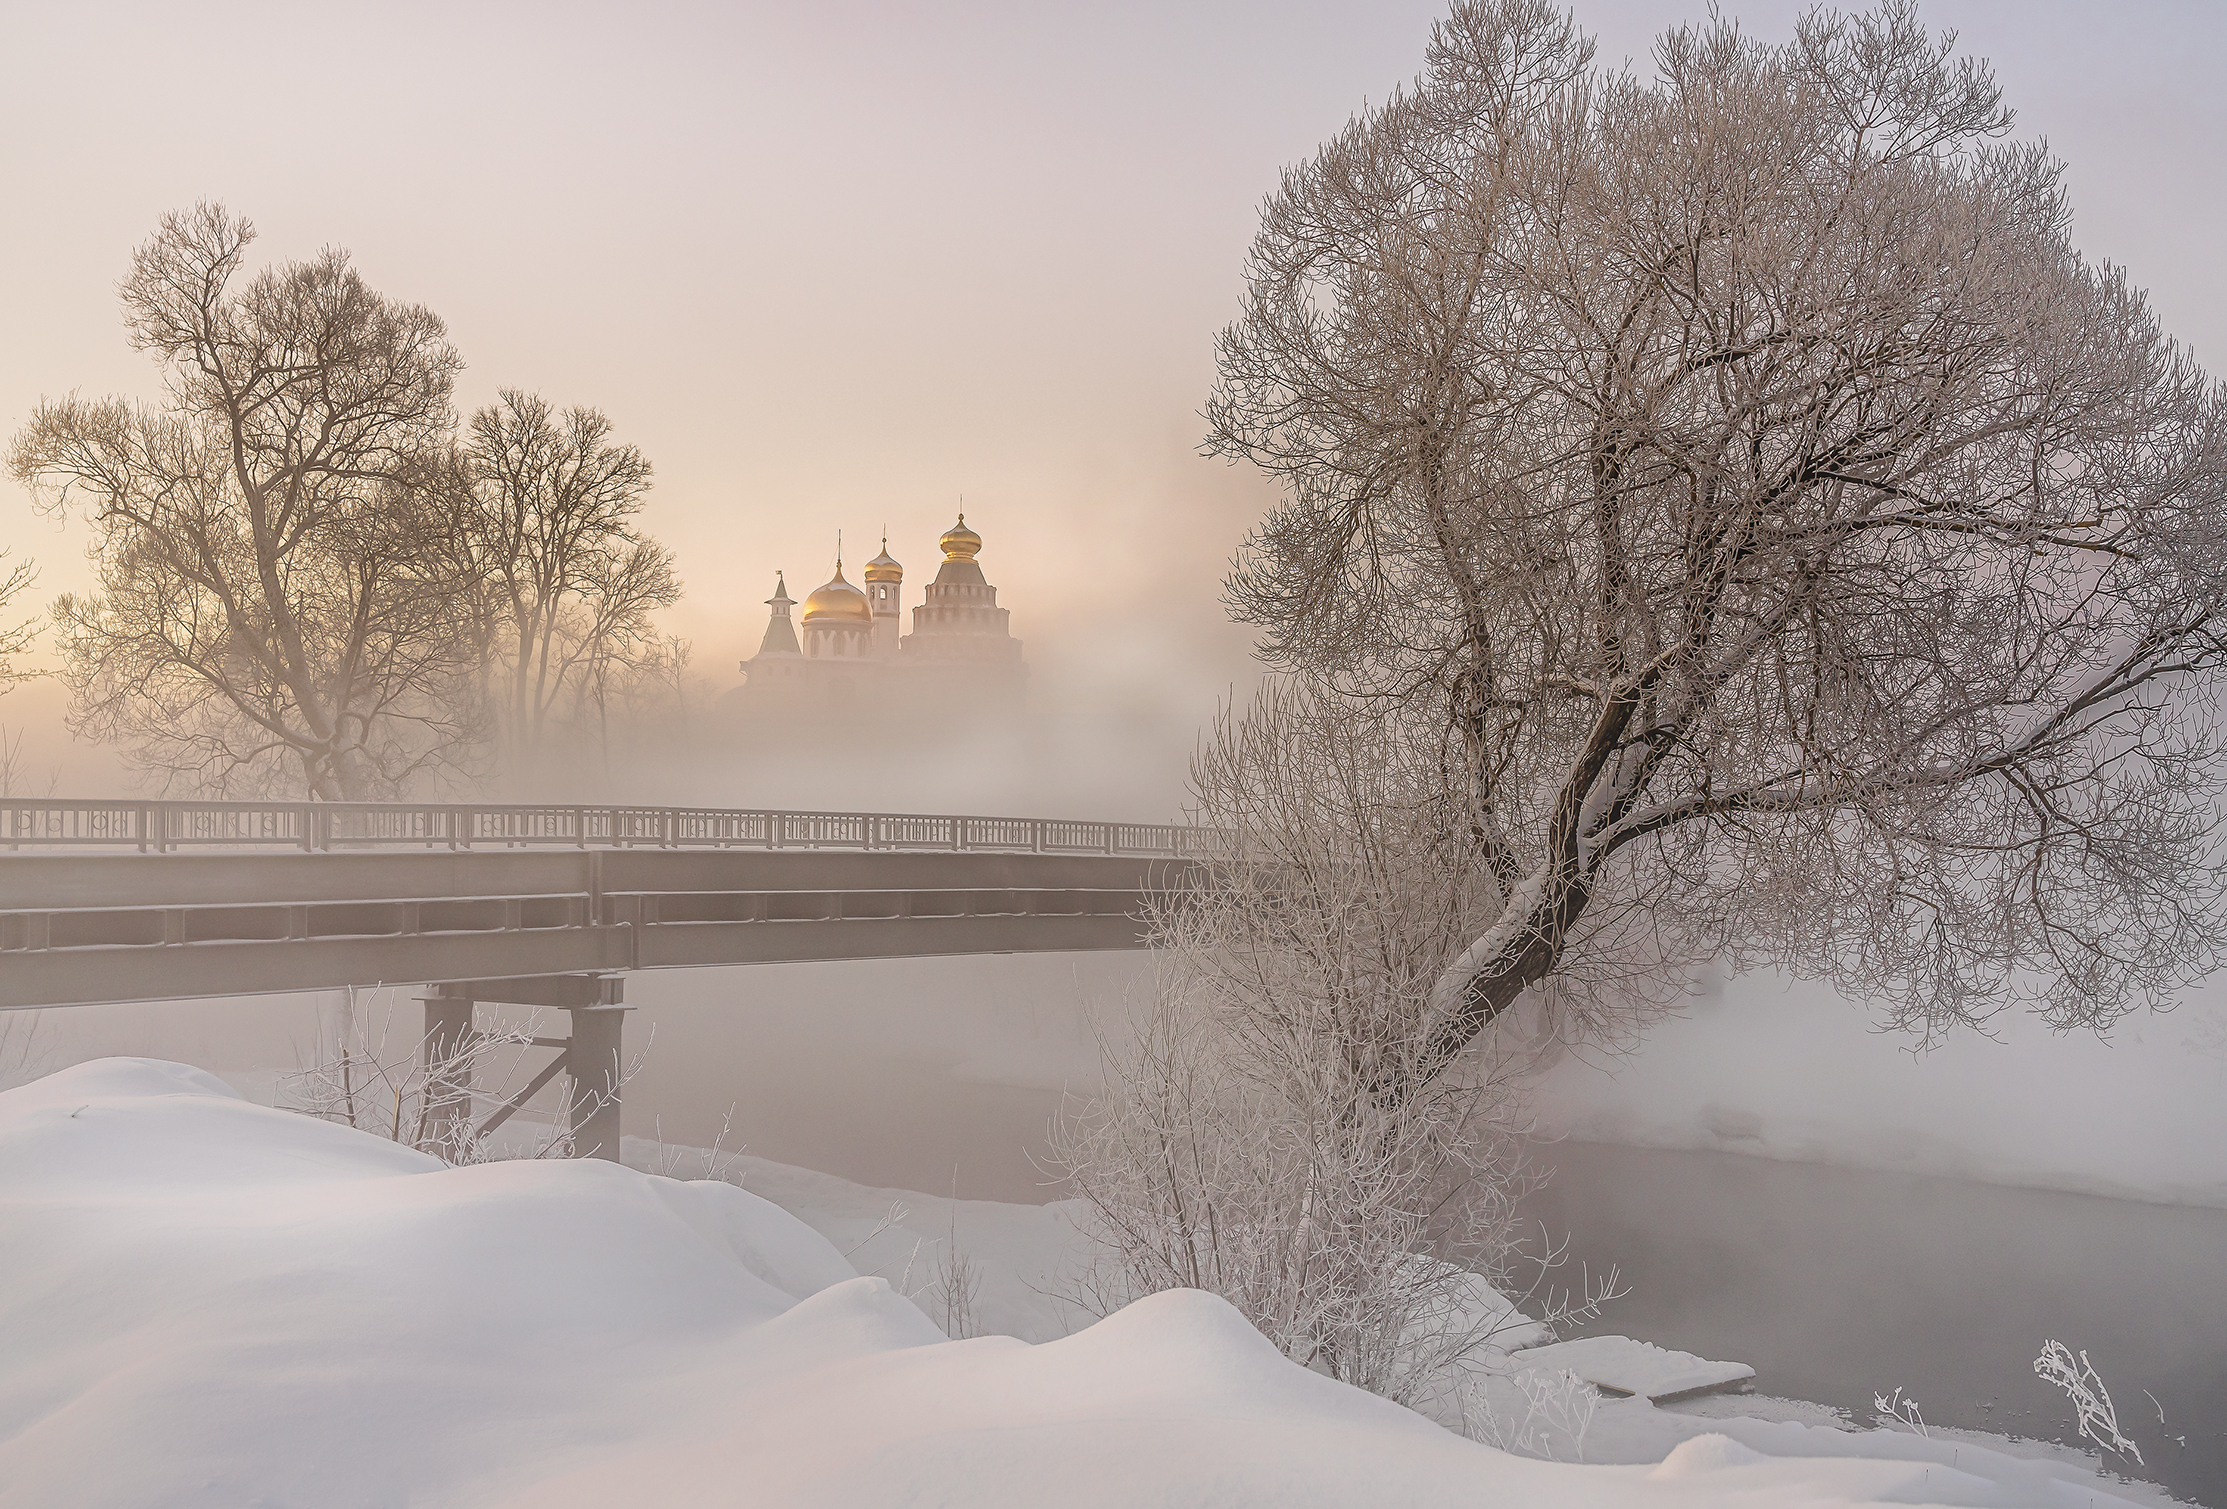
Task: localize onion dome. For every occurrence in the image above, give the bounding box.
[864,536,903,584]
[800,561,872,624]
[939,513,982,561]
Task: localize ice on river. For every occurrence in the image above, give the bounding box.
[1511,1335,1756,1402]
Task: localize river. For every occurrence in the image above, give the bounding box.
[1515,1139,2226,1506]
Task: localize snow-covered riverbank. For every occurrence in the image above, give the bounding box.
[1,1058,2182,1509]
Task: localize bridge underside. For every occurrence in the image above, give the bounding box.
[0,821,1187,1160]
[0,848,1172,1011]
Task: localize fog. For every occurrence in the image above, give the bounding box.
[4,2,2222,806]
[6,2,2226,762]
[2,955,1145,1199]
[5,2,2227,1504]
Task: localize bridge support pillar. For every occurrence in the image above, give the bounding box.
[565,980,629,1161]
[418,987,476,1157]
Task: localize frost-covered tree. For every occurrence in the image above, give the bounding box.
[1208,0,2227,1084]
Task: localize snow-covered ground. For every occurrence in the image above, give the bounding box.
[2,1057,2184,1509]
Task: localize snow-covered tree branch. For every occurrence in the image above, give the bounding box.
[1207,0,2227,1087]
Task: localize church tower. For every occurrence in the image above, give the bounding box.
[737,572,809,703]
[864,536,903,659]
[900,514,1025,705]
[756,572,800,658]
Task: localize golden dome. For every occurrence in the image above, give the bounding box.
[939,513,982,561]
[800,562,872,624]
[864,536,903,583]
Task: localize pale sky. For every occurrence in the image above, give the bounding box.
[3,0,2222,807]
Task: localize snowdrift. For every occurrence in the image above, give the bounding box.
[0,1060,2158,1508]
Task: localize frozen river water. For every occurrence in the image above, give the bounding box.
[1515,1140,2226,1507]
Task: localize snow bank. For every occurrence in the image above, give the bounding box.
[621,1134,1096,1343]
[0,1059,2164,1509]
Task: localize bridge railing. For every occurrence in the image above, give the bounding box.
[0,799,1204,858]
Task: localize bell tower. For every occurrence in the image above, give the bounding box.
[864,535,903,659]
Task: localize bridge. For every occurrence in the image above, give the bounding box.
[0,799,1198,1156]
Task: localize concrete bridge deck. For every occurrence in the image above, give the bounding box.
[0,845,1175,1010]
[0,801,1194,1155]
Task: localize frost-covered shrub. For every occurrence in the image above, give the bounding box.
[1058,684,1610,1431]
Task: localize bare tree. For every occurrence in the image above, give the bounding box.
[1207,0,2227,1091]
[574,631,698,784]
[0,551,35,694]
[457,391,678,785]
[8,205,477,798]
[1058,682,1604,1413]
[0,549,43,797]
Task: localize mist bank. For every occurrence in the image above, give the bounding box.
[11,951,2223,1211]
[1528,970,2227,1209]
[0,602,1253,824]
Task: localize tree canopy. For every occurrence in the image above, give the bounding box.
[1207,0,2227,1066]
[9,206,687,800]
[10,206,474,798]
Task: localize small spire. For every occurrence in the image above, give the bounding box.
[757,571,802,655]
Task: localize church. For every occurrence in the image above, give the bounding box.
[733,514,1026,719]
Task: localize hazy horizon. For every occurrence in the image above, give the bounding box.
[4,0,2222,813]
